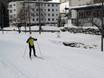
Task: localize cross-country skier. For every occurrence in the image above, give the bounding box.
[26,36,37,59]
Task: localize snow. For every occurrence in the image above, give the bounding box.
[60,2,102,13]
[0,29,104,78]
[51,0,59,2]
[4,26,60,31]
[60,1,69,13]
[70,3,102,10]
[53,0,59,2]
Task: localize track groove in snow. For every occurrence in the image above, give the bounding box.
[0,32,104,78]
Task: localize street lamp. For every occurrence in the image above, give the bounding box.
[38,1,42,34]
[101,0,104,51]
[27,0,31,34]
[65,7,69,27]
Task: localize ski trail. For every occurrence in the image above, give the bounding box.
[0,57,30,78]
[0,32,104,78]
[37,37,104,78]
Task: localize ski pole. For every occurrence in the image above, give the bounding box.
[36,41,42,56]
[23,45,27,58]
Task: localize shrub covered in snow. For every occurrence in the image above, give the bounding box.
[60,27,100,35]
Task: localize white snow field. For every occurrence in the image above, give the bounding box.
[0,31,104,78]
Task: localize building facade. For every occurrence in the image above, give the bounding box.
[71,3,104,26]
[60,0,104,27]
[93,0,104,3]
[71,0,92,6]
[60,0,93,6]
[60,0,93,19]
[60,0,69,3]
[8,1,60,26]
[60,0,104,7]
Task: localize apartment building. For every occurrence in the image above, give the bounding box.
[8,1,60,26]
[8,1,22,26]
[60,0,104,27]
[70,0,104,26]
[60,0,93,16]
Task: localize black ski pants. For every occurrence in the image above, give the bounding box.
[29,45,37,58]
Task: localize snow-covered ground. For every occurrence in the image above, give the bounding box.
[3,26,60,31]
[0,30,104,78]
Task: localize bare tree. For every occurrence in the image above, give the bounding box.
[16,1,46,34]
[91,2,104,51]
[17,2,32,33]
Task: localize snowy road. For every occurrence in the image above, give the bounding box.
[0,32,104,78]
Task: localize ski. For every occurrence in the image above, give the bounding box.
[30,56,44,60]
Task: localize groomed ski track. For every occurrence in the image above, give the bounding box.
[0,32,104,78]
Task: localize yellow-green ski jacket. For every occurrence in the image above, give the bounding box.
[26,37,37,46]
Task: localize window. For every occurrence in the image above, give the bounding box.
[48,4,50,6]
[52,14,54,16]
[48,9,50,11]
[48,18,50,21]
[52,4,54,7]
[13,4,15,6]
[10,10,12,13]
[9,5,12,8]
[31,13,35,17]
[56,14,58,16]
[52,9,54,11]
[48,13,50,16]
[52,18,54,21]
[33,19,35,21]
[32,8,35,11]
[36,9,38,11]
[36,18,38,21]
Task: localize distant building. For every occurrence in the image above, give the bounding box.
[71,0,92,6]
[60,0,104,26]
[60,0,69,3]
[8,1,60,26]
[70,3,104,26]
[93,0,104,3]
[60,0,92,19]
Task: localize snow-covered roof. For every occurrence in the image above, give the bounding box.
[70,3,102,10]
[9,1,60,4]
[60,2,103,12]
[49,0,59,3]
[60,1,69,13]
